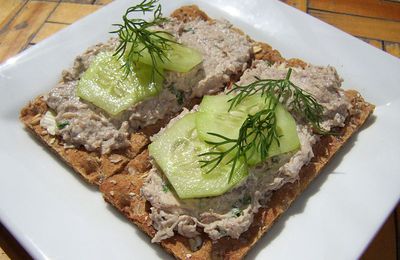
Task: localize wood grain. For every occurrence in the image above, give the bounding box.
[361,214,397,260]
[359,37,383,49]
[280,0,307,12]
[0,0,26,30]
[0,1,57,62]
[31,22,68,43]
[309,0,400,21]
[309,9,400,42]
[47,2,101,24]
[384,41,400,58]
[0,247,10,260]
[95,0,113,5]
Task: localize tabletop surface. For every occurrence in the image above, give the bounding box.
[0,0,399,259]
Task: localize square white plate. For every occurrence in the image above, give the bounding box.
[0,0,399,259]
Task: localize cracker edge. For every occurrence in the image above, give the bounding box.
[100,89,374,259]
[99,5,376,260]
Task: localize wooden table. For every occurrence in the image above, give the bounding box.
[0,0,399,259]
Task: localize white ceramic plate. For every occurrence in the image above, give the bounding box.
[0,0,399,259]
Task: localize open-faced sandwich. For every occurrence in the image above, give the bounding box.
[20,1,374,259]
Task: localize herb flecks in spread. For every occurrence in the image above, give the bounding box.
[41,4,252,154]
[199,68,323,183]
[143,62,351,243]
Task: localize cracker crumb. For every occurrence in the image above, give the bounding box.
[64,143,75,149]
[127,166,138,175]
[30,114,41,125]
[189,236,203,251]
[109,154,123,163]
[49,138,56,144]
[252,45,262,54]
[139,173,148,179]
[40,130,47,136]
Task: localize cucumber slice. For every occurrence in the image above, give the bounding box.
[76,51,163,116]
[197,94,270,145]
[149,113,248,199]
[127,32,203,73]
[196,94,300,166]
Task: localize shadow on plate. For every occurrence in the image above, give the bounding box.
[246,114,376,259]
[104,204,173,259]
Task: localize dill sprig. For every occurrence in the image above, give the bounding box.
[228,68,325,133]
[199,68,327,182]
[199,102,280,182]
[111,0,175,77]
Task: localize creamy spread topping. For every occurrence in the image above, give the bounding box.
[42,19,252,153]
[238,61,351,130]
[142,62,350,243]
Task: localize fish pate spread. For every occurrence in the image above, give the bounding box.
[41,18,252,154]
[142,61,351,244]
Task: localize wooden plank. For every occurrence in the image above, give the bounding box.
[361,213,397,260]
[309,0,400,22]
[280,0,307,12]
[31,22,68,44]
[0,0,26,30]
[0,1,57,63]
[358,37,383,50]
[48,2,101,24]
[61,0,95,3]
[309,10,400,43]
[0,223,31,260]
[384,41,400,58]
[94,0,113,5]
[0,247,10,260]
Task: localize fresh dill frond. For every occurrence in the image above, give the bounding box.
[199,99,280,182]
[199,68,328,183]
[111,0,175,78]
[228,68,326,133]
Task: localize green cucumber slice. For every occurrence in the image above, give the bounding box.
[196,94,300,166]
[149,113,248,199]
[127,32,203,73]
[76,51,163,116]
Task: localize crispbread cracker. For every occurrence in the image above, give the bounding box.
[100,89,374,259]
[20,5,375,259]
[99,6,374,260]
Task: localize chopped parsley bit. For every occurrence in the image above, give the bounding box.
[168,84,185,105]
[240,195,251,205]
[183,27,195,34]
[231,207,243,217]
[57,121,70,129]
[271,156,280,163]
[162,183,169,192]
